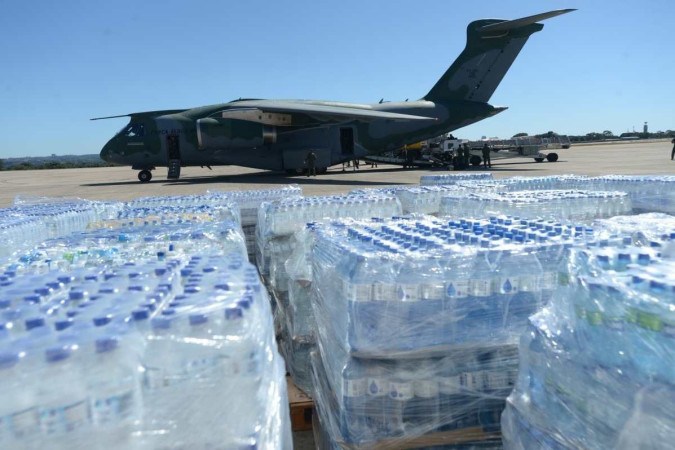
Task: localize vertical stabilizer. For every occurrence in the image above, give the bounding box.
[424,9,574,103]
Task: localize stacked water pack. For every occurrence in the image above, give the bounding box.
[0,195,291,449]
[439,189,632,222]
[419,172,494,186]
[588,175,675,214]
[0,197,120,260]
[256,194,402,393]
[208,185,303,260]
[502,228,675,449]
[309,215,598,448]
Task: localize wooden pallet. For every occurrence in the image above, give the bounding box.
[287,376,314,431]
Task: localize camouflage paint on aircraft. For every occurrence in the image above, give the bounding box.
[94,9,574,182]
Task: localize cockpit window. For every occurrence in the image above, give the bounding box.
[121,123,145,138]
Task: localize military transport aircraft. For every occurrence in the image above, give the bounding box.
[95,9,574,182]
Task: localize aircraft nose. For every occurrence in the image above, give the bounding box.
[100,139,117,163]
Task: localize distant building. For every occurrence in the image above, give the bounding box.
[643,122,648,134]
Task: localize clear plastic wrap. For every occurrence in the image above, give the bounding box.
[256,195,402,395]
[419,173,494,186]
[308,215,599,447]
[439,189,632,222]
[0,198,291,450]
[503,235,675,449]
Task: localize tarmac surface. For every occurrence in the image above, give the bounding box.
[1,140,673,207]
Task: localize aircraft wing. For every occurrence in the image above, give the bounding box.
[218,101,437,126]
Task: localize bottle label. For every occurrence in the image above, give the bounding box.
[519,275,540,292]
[343,378,367,398]
[486,371,509,390]
[367,376,387,397]
[438,375,461,395]
[372,283,396,301]
[445,280,468,299]
[397,284,420,302]
[0,407,38,440]
[39,400,88,435]
[91,390,135,425]
[541,272,557,290]
[460,371,484,391]
[414,379,439,398]
[498,277,519,294]
[421,284,445,301]
[344,281,371,302]
[469,279,492,297]
[388,381,413,400]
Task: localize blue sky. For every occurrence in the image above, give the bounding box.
[0,0,673,158]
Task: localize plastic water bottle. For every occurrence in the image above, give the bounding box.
[407,359,440,432]
[340,359,367,442]
[386,360,414,436]
[37,345,89,444]
[0,349,39,446]
[364,361,388,439]
[87,336,141,450]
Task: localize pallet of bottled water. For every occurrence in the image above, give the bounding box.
[0,197,120,259]
[255,194,402,394]
[0,197,291,450]
[307,215,604,447]
[588,175,675,214]
[208,186,303,260]
[310,347,509,448]
[502,223,675,449]
[419,172,493,186]
[439,189,632,222]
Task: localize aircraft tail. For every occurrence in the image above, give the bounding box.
[423,9,574,103]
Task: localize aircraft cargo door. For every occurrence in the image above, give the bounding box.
[166,134,181,179]
[340,127,355,156]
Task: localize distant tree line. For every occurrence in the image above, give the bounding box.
[512,130,675,142]
[0,159,116,171]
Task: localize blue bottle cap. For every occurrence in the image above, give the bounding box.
[25,317,46,330]
[23,295,41,304]
[54,320,74,331]
[0,351,19,370]
[95,337,119,353]
[225,307,243,320]
[189,313,208,326]
[131,309,149,321]
[93,316,112,327]
[151,316,172,330]
[34,287,52,297]
[69,291,86,301]
[45,346,71,363]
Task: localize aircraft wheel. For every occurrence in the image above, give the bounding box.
[470,155,482,166]
[138,170,152,183]
[534,157,545,163]
[546,152,559,162]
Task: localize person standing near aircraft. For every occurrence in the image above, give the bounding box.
[305,151,317,177]
[463,143,471,168]
[482,143,492,168]
[671,138,675,160]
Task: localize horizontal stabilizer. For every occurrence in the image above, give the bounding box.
[478,9,576,34]
[91,109,188,121]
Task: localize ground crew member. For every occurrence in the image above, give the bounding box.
[482,143,492,168]
[305,151,317,177]
[671,138,675,160]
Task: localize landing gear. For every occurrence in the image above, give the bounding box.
[138,170,152,183]
[546,152,559,162]
[534,157,545,163]
[470,155,482,166]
